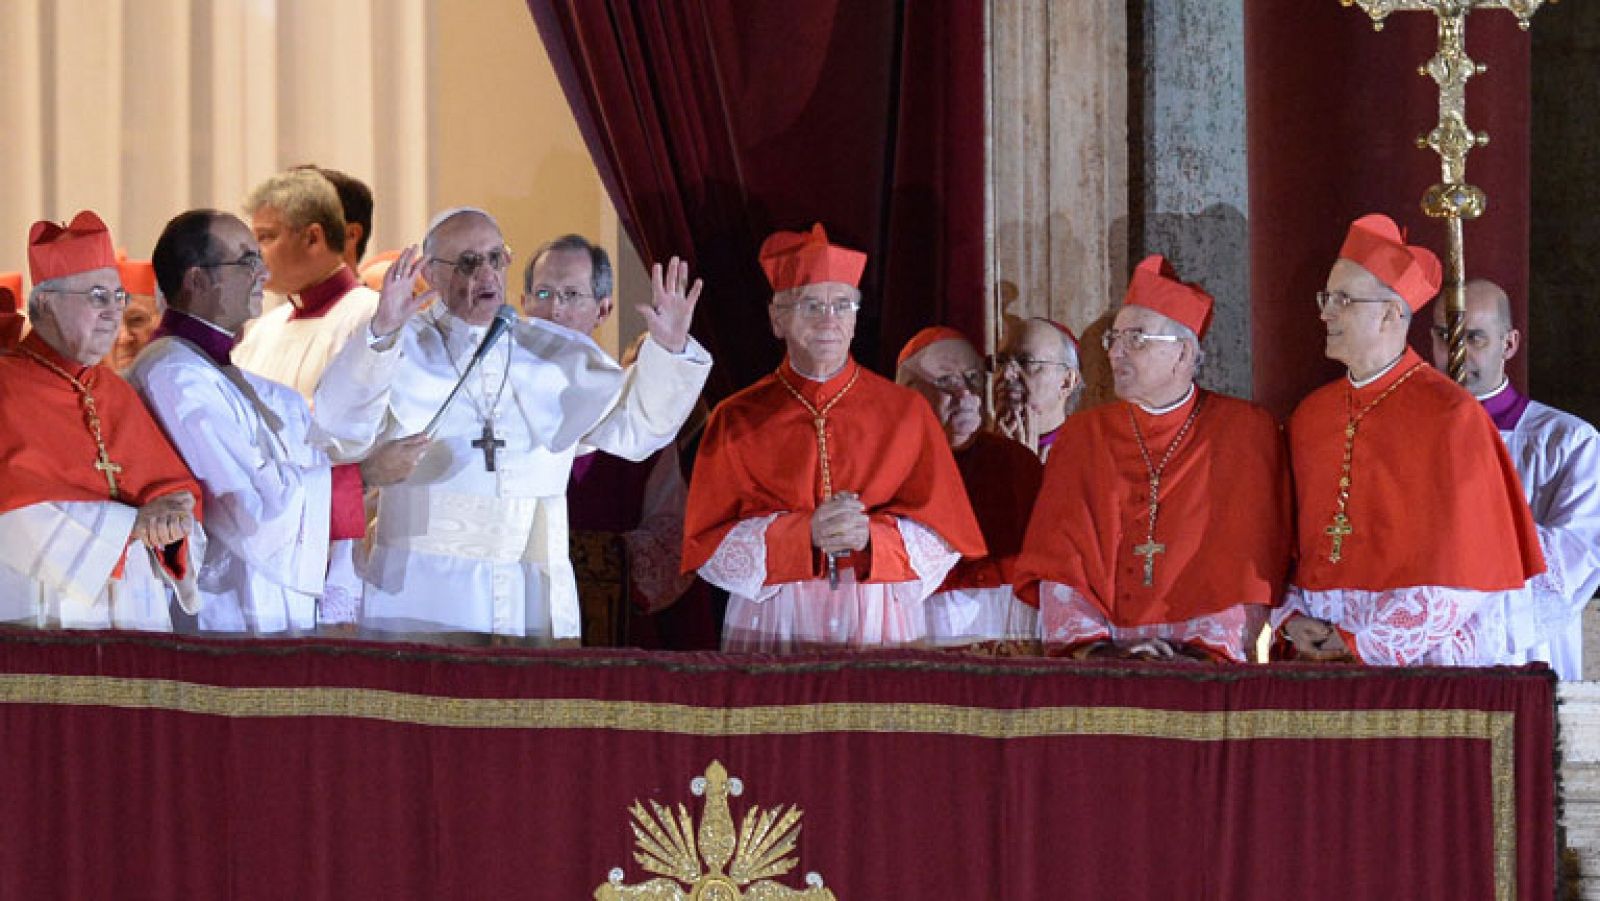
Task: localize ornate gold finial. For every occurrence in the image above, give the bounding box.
[1339,0,1556,384]
[596,761,837,900]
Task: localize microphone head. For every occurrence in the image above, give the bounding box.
[494,304,518,326]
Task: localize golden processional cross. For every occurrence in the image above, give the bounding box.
[1340,0,1556,384]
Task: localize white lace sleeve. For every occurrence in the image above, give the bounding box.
[895,517,960,604]
[698,513,782,602]
[1039,582,1112,648]
[1287,584,1499,666]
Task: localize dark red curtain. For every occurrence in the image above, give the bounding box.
[0,633,1559,899]
[1246,2,1531,418]
[526,1,985,399]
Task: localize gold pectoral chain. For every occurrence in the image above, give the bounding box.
[1127,395,1202,587]
[19,347,123,499]
[1326,362,1422,564]
[775,364,860,501]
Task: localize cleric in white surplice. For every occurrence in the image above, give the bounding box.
[126,210,333,635]
[311,208,710,645]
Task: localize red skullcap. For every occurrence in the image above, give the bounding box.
[897,326,971,369]
[1124,254,1214,338]
[1337,214,1443,312]
[116,259,157,297]
[759,223,867,292]
[28,211,117,284]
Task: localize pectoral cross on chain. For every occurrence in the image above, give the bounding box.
[93,450,123,500]
[472,422,506,472]
[1325,512,1353,564]
[1133,539,1166,587]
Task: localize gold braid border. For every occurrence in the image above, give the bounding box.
[0,674,1519,899]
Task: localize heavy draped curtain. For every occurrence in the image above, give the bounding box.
[526,1,985,398]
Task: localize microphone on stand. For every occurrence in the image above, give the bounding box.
[423,304,518,439]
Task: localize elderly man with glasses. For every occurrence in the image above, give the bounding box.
[0,210,204,631]
[126,210,336,635]
[683,223,984,653]
[1014,255,1292,662]
[1276,214,1544,665]
[896,326,1043,653]
[991,317,1082,460]
[311,207,711,646]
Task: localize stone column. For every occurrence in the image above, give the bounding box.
[986,0,1128,376]
[1131,0,1250,399]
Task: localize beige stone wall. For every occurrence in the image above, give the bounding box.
[429,0,630,358]
[987,0,1128,408]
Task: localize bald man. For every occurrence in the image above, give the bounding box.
[993,317,1081,459]
[897,327,1043,651]
[1430,279,1600,679]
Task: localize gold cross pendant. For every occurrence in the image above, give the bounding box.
[1325,512,1353,563]
[1134,540,1166,587]
[94,452,123,500]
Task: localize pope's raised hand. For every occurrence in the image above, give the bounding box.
[370,245,437,339]
[639,256,702,355]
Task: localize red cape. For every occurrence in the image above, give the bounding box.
[1287,348,1544,591]
[683,357,985,583]
[0,332,201,575]
[941,431,1042,592]
[1014,389,1292,624]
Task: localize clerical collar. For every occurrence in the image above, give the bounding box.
[1478,377,1530,431]
[1347,350,1405,389]
[153,309,237,367]
[1475,377,1510,403]
[288,266,358,321]
[1137,383,1196,416]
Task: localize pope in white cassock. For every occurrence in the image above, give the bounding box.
[312,208,712,645]
[126,210,333,635]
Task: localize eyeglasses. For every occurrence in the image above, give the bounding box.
[46,286,129,311]
[774,299,861,319]
[531,286,594,307]
[201,251,267,276]
[431,246,513,278]
[931,370,986,395]
[987,353,1072,376]
[1428,325,1493,350]
[1316,290,1393,313]
[1100,330,1181,352]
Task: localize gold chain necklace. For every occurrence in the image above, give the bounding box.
[18,346,123,499]
[775,363,860,501]
[1324,361,1423,563]
[1126,392,1203,587]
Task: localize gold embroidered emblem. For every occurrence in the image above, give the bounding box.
[595,760,837,900]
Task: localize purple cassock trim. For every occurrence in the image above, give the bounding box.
[152,309,236,368]
[1480,380,1531,431]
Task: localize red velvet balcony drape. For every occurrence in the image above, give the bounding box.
[0,633,1557,899]
[525,1,986,399]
